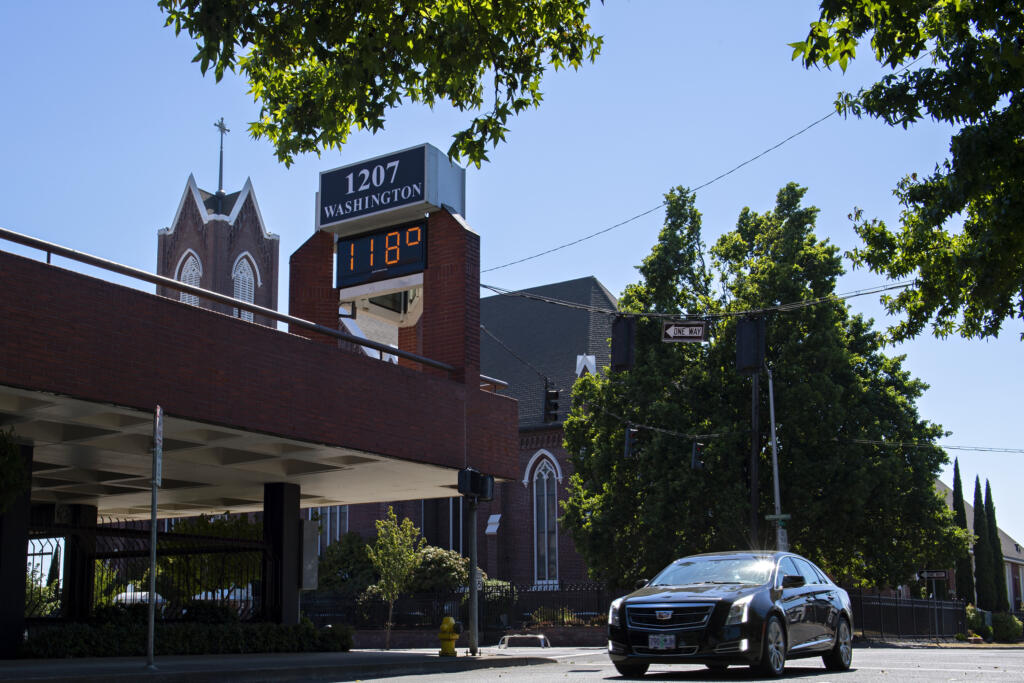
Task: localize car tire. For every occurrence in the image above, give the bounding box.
[613,660,649,677]
[753,614,787,677]
[823,616,853,671]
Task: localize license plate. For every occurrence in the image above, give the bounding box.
[648,633,675,650]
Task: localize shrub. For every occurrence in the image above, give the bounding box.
[410,546,469,593]
[966,604,985,633]
[992,612,1023,643]
[21,619,352,658]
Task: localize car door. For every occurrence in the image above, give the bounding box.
[777,556,815,649]
[792,557,832,647]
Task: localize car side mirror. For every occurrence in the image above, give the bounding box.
[782,574,805,589]
[635,579,648,590]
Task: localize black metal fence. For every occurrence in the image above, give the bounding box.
[848,588,966,639]
[26,517,266,621]
[302,582,612,631]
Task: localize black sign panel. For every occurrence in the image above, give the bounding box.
[320,146,426,230]
[336,220,427,288]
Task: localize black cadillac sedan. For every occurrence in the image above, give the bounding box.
[607,551,853,677]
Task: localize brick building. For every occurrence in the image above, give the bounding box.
[345,276,617,586]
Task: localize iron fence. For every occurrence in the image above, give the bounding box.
[26,516,266,621]
[302,582,612,631]
[848,588,966,639]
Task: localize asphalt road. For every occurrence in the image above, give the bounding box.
[357,645,1024,682]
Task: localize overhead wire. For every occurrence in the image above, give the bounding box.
[480,54,934,275]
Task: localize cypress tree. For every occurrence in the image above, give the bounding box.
[972,477,994,610]
[951,460,975,603]
[984,481,1008,612]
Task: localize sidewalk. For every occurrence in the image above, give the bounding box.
[0,645,606,683]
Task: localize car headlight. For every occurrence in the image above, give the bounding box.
[608,597,624,627]
[725,594,754,625]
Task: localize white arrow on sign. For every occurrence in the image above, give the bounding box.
[662,321,705,342]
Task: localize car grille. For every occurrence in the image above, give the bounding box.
[626,603,714,631]
[634,644,699,656]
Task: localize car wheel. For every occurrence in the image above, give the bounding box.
[753,615,787,677]
[613,660,649,677]
[823,616,853,671]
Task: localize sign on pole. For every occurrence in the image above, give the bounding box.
[918,570,948,581]
[661,320,706,343]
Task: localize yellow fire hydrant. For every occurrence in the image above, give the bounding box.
[438,616,459,656]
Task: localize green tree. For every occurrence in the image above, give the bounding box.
[157,0,602,167]
[365,506,426,649]
[562,184,967,588]
[951,459,975,603]
[984,480,1009,611]
[791,0,1024,341]
[318,532,376,595]
[972,476,995,609]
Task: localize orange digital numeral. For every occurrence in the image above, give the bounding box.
[386,231,400,265]
[406,225,421,246]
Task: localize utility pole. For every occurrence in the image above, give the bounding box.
[736,317,765,548]
[766,365,788,551]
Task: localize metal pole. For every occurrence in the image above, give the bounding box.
[146,406,163,671]
[468,497,479,656]
[767,367,787,551]
[750,371,760,547]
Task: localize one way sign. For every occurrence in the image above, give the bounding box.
[662,320,706,343]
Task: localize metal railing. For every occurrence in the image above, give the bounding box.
[849,588,966,639]
[27,517,265,622]
[0,227,453,372]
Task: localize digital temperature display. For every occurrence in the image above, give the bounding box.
[336,220,427,288]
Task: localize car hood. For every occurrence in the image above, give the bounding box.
[626,583,761,602]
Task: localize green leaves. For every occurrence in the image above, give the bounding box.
[794,0,1024,340]
[562,185,961,588]
[157,0,601,167]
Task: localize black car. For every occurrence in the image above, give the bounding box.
[607,551,853,677]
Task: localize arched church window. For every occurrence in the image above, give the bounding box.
[177,253,201,306]
[533,458,559,585]
[232,257,255,322]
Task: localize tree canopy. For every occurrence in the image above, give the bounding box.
[951,459,976,602]
[157,0,602,166]
[562,184,967,589]
[791,0,1024,341]
[365,506,425,648]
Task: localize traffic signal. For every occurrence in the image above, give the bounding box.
[623,426,640,458]
[543,387,560,422]
[458,467,494,501]
[691,441,705,470]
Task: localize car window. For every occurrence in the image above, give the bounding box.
[777,557,801,587]
[793,558,822,585]
[807,560,832,585]
[650,557,775,586]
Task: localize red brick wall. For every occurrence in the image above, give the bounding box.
[0,249,517,479]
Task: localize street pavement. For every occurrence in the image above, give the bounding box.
[1,641,1022,682]
[0,644,599,682]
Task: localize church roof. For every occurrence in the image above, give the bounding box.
[480,276,617,428]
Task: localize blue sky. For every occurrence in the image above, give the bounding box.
[2,2,1021,545]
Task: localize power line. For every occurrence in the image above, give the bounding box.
[480,53,935,276]
[481,279,917,321]
[845,439,1024,454]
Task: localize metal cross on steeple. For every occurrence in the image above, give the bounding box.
[214,117,230,200]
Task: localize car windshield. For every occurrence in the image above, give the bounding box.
[649,557,775,586]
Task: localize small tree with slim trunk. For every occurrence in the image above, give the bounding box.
[365,507,426,649]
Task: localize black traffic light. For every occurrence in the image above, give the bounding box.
[543,386,560,422]
[691,441,705,470]
[623,426,640,458]
[611,315,636,372]
[458,467,494,501]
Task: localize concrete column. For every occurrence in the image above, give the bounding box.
[61,504,97,621]
[262,482,300,624]
[0,445,32,658]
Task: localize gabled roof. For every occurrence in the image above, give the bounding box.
[936,479,1024,564]
[158,174,279,241]
[480,276,617,428]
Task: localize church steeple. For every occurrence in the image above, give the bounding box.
[214,117,230,213]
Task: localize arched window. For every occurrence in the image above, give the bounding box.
[177,253,201,306]
[232,257,255,322]
[533,459,559,584]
